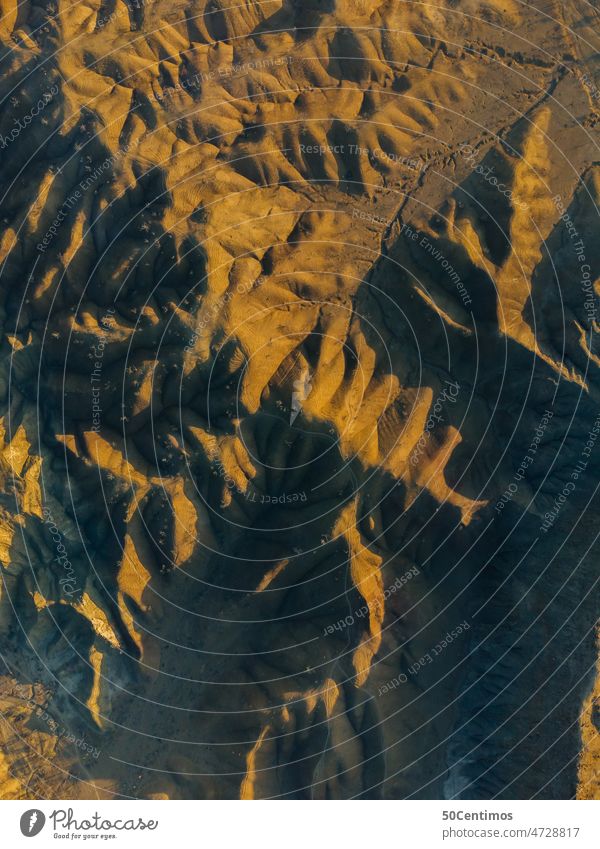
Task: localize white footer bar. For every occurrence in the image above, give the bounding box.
[2,800,598,848]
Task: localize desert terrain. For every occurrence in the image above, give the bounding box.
[0,0,598,799]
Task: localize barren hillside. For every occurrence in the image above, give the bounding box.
[0,0,598,799]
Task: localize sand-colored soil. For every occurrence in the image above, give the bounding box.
[0,0,598,799]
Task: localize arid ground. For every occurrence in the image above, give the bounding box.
[0,0,598,799]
